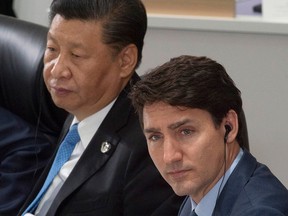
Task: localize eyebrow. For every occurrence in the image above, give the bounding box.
[168,119,192,130]
[47,32,84,49]
[144,118,193,134]
[144,127,159,134]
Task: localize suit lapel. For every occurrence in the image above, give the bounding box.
[48,74,138,213]
[213,150,257,215]
[178,196,192,216]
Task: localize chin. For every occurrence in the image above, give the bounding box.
[52,99,69,111]
[169,182,191,197]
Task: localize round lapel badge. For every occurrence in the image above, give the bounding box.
[101,141,111,153]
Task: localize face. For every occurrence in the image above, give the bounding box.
[44,15,128,120]
[143,102,226,203]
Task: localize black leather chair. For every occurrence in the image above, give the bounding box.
[0,14,67,138]
[0,14,68,214]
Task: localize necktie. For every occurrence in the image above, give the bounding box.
[22,123,80,215]
[190,209,198,216]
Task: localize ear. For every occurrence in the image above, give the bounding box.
[118,44,138,79]
[224,109,238,144]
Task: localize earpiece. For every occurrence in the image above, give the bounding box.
[224,125,232,143]
[216,124,232,208]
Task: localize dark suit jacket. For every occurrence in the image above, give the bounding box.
[19,74,184,216]
[0,106,54,216]
[179,149,288,216]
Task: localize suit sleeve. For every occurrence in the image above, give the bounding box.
[0,107,55,215]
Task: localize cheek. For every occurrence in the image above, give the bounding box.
[191,135,221,163]
[43,57,55,74]
[197,141,224,172]
[43,66,51,86]
[80,75,101,98]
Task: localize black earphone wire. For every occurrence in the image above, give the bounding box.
[212,127,228,216]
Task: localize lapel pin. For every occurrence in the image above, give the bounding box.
[101,141,111,153]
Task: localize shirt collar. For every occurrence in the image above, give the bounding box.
[71,99,116,149]
[190,148,244,216]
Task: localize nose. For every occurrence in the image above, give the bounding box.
[49,54,71,79]
[163,137,182,164]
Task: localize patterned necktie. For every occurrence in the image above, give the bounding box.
[22,123,80,215]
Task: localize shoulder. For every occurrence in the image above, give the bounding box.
[0,106,35,147]
[241,163,288,211]
[215,150,288,215]
[230,151,288,214]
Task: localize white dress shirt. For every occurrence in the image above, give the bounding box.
[33,100,115,216]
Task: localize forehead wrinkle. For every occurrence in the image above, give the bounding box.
[48,31,90,54]
[168,118,192,130]
[144,118,194,135]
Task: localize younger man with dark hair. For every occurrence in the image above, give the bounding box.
[130,55,288,216]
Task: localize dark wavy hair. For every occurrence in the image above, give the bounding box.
[130,55,245,146]
[49,0,147,69]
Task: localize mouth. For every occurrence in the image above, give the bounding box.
[50,86,72,96]
[166,169,190,181]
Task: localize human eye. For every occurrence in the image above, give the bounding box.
[71,48,87,59]
[44,43,58,60]
[146,133,163,144]
[71,52,81,58]
[45,41,58,55]
[45,46,56,55]
[151,134,160,141]
[46,46,56,52]
[180,128,194,136]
